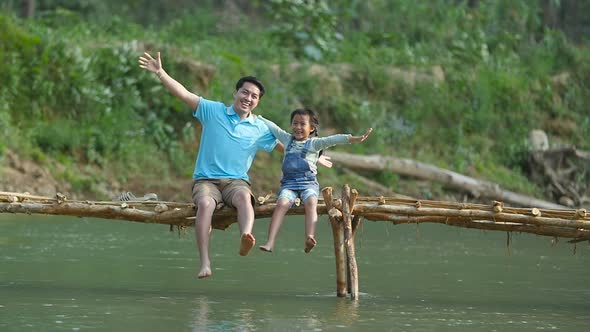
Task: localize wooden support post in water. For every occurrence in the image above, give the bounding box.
[350,189,363,237]
[347,190,362,296]
[321,187,347,297]
[342,185,359,300]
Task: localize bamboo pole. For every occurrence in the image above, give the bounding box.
[321,187,347,297]
[361,214,590,240]
[342,185,359,300]
[0,195,330,230]
[2,191,588,239]
[352,204,590,229]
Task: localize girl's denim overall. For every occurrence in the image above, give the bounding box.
[280,138,319,191]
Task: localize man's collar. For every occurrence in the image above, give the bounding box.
[226,105,236,115]
[227,106,255,124]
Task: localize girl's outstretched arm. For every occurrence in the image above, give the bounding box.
[311,128,373,151]
[348,128,373,143]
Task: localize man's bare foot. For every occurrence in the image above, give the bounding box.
[259,244,273,252]
[239,233,255,256]
[197,266,212,279]
[304,236,317,253]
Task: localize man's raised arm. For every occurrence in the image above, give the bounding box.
[139,52,200,111]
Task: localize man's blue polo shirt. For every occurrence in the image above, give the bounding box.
[192,98,277,182]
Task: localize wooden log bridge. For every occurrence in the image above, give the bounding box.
[1,186,589,300]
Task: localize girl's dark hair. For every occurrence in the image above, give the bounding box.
[236,76,265,98]
[290,108,323,156]
[290,108,319,136]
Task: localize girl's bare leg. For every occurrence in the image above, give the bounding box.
[259,198,291,252]
[304,197,318,253]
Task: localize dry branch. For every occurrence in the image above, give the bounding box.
[338,168,413,198]
[528,147,590,207]
[327,151,565,209]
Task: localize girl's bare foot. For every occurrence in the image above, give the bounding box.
[198,266,212,279]
[259,244,273,252]
[239,233,255,256]
[304,236,317,253]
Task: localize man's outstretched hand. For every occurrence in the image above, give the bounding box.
[138,52,163,74]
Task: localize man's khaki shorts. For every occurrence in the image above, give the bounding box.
[191,179,255,209]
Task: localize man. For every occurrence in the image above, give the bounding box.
[139,52,277,279]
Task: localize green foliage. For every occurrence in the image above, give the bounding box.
[161,10,220,43]
[57,167,94,193]
[0,12,196,180]
[262,0,341,61]
[0,111,8,156]
[1,0,589,198]
[32,121,75,155]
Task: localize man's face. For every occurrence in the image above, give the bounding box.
[233,82,261,117]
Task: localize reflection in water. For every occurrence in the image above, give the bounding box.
[189,294,355,331]
[191,296,210,332]
[191,295,259,331]
[234,307,256,331]
[333,297,359,325]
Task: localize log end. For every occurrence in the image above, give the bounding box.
[493,201,504,213]
[321,187,333,196]
[155,203,169,213]
[55,192,67,204]
[257,193,272,205]
[329,207,343,218]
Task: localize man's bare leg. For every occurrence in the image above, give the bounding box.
[304,197,318,253]
[195,197,216,278]
[259,198,291,252]
[232,190,256,256]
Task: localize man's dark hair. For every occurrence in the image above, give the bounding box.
[236,76,265,98]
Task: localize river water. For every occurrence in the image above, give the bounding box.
[1,214,588,331]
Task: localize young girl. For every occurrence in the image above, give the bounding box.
[258,109,373,253]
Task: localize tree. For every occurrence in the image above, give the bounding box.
[21,0,35,18]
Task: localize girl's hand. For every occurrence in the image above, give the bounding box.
[349,128,373,143]
[318,155,333,168]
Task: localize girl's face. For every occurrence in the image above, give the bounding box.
[291,114,315,141]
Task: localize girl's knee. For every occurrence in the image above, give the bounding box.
[277,198,292,209]
[304,197,318,207]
